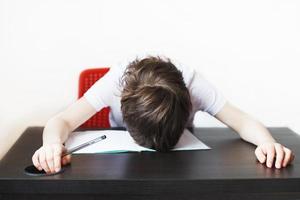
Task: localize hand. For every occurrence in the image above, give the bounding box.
[255,142,295,169]
[32,143,71,173]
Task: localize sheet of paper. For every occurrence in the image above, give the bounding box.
[65,129,210,154]
[173,129,211,151]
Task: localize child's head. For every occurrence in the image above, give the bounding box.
[121,56,192,152]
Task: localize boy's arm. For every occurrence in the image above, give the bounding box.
[215,102,294,169]
[32,97,97,173]
[42,97,97,144]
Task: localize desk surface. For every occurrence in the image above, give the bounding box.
[0,127,300,200]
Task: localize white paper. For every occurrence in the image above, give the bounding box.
[65,129,210,154]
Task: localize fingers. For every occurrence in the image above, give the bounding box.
[32,144,68,174]
[39,150,51,173]
[32,150,42,171]
[282,147,293,167]
[45,146,55,173]
[266,145,275,168]
[62,154,72,166]
[256,143,295,169]
[53,148,62,173]
[274,143,284,169]
[255,147,266,164]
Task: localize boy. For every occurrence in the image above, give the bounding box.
[32,56,294,174]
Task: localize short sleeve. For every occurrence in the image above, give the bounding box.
[189,71,227,116]
[83,66,122,112]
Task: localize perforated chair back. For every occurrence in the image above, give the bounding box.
[78,68,110,129]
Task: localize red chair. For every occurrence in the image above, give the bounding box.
[78,68,111,129]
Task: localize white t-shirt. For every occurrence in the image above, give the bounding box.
[84,63,226,127]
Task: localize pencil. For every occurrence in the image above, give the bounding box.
[62,135,106,156]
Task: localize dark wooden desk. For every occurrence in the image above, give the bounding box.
[0,127,299,200]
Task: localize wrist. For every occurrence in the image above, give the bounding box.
[42,137,64,146]
[257,138,277,146]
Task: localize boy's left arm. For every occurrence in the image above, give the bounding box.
[215,102,295,169]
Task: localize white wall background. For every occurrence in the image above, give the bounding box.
[0,0,299,159]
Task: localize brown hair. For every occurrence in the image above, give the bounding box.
[120,56,192,152]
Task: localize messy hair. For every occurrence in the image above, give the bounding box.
[121,56,192,152]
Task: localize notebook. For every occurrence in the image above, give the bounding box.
[65,129,210,153]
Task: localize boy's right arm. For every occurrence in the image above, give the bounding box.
[32,97,97,173]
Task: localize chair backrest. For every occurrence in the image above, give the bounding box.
[78,68,110,129]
